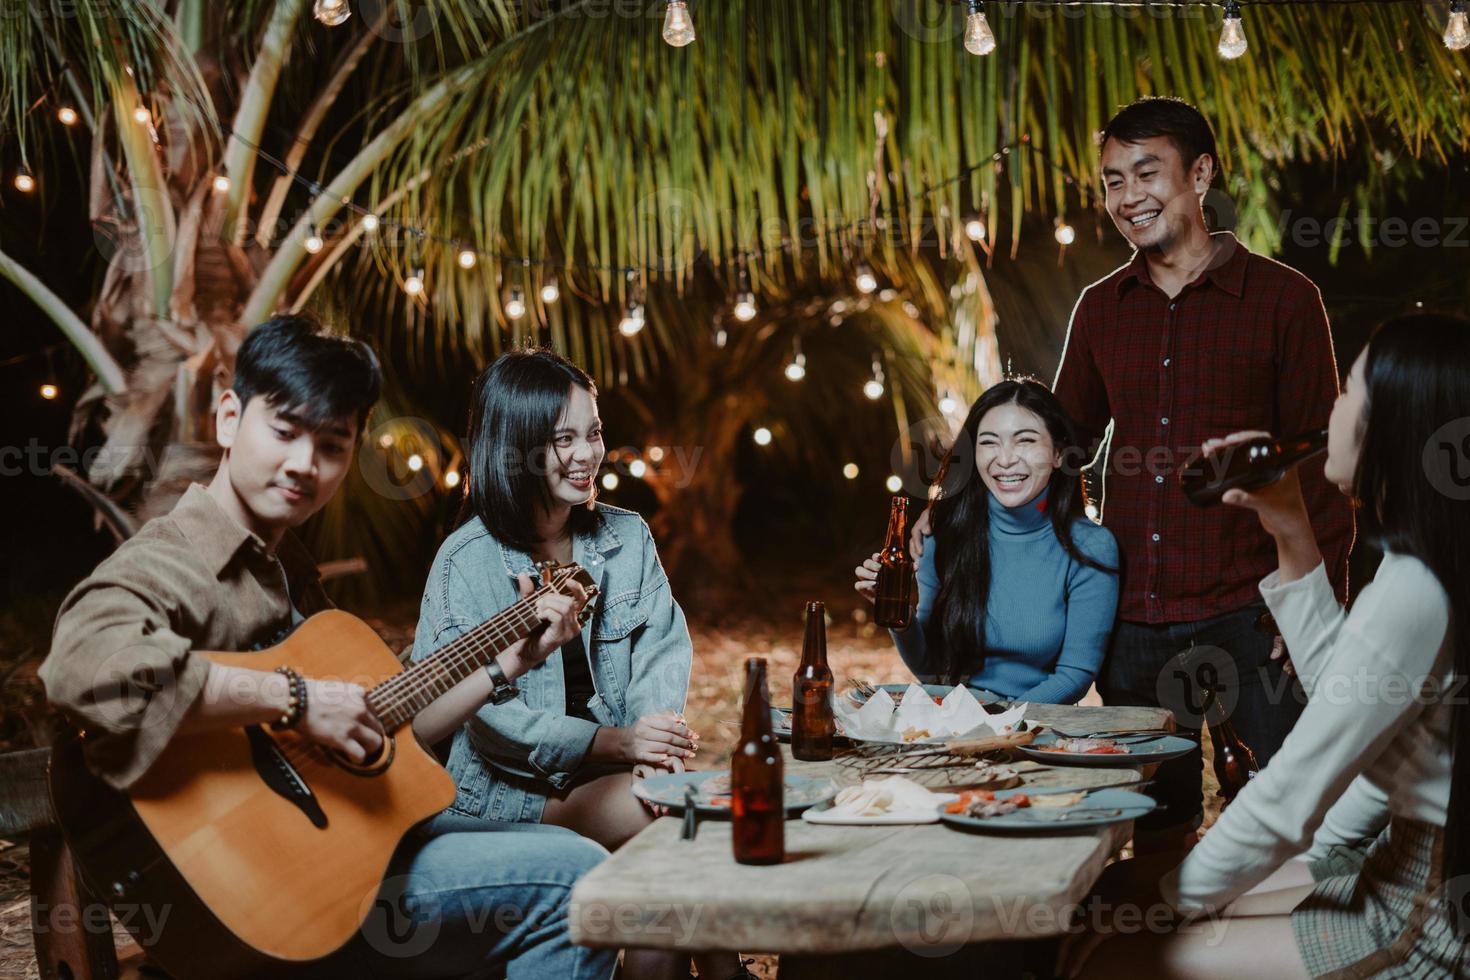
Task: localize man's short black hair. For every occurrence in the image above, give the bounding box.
[1099,96,1220,182]
[232,314,382,434]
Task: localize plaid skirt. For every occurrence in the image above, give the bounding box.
[1292,817,1468,978]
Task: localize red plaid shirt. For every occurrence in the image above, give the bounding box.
[1054,233,1354,624]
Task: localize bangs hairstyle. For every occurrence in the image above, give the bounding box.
[925,378,1115,684]
[232,314,382,433]
[1099,96,1220,183]
[1351,312,1470,932]
[457,348,600,551]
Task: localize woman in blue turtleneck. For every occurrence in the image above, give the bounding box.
[855,378,1120,704]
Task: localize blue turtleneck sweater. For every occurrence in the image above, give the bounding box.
[891,487,1120,704]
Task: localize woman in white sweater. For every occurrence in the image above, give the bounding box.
[1062,312,1469,978]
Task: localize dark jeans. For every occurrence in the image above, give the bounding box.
[1100,601,1306,832]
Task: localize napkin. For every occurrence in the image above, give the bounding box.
[801,775,958,825]
[833,683,1030,744]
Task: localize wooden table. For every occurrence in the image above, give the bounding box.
[570,704,1173,973]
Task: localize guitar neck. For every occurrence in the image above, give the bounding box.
[369,596,543,730]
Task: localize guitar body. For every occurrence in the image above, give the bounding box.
[50,610,457,978]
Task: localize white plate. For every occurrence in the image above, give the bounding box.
[801,793,959,826]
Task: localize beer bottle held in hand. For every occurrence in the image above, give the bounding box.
[792,601,835,761]
[1181,428,1329,506]
[732,658,784,865]
[1202,687,1260,804]
[873,496,917,629]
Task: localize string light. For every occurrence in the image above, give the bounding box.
[361,212,379,232]
[407,453,424,472]
[457,249,477,269]
[662,0,696,47]
[13,167,35,193]
[965,217,987,242]
[619,302,646,337]
[863,356,886,401]
[505,287,527,320]
[783,339,807,382]
[964,0,997,57]
[444,469,461,488]
[56,105,78,126]
[1218,0,1248,59]
[753,427,773,446]
[313,0,351,26]
[540,276,560,304]
[404,268,425,296]
[378,433,395,448]
[843,463,859,480]
[212,174,231,192]
[40,383,58,400]
[1054,218,1077,246]
[601,472,620,490]
[629,459,648,479]
[132,105,150,124]
[855,264,878,294]
[1447,0,1470,50]
[714,327,729,349]
[734,291,758,322]
[885,474,903,493]
[304,225,324,254]
[939,391,958,415]
[648,446,665,462]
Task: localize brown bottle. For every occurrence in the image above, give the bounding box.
[1180,428,1329,506]
[874,496,917,629]
[792,602,835,761]
[1202,687,1261,804]
[731,658,784,865]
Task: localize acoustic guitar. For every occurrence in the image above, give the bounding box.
[49,562,597,978]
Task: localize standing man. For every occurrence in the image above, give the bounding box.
[1052,96,1354,854]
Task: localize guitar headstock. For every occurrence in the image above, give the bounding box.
[534,560,600,626]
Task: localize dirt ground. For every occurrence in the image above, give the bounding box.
[0,598,1221,979]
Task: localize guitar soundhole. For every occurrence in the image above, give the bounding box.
[329,734,395,777]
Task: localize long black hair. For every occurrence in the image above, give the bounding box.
[456,348,600,551]
[925,378,1115,685]
[1351,313,1470,929]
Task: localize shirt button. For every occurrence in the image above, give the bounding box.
[1150,592,1158,599]
[1152,533,1161,542]
[1161,417,1170,425]
[1169,303,1177,312]
[1163,357,1171,367]
[1155,475,1164,484]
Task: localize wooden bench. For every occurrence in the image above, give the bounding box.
[0,747,148,980]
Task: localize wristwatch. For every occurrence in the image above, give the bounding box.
[484,658,520,706]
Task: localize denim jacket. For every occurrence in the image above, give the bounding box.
[411,503,692,823]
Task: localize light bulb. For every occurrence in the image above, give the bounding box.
[618,303,646,337]
[855,265,877,294]
[939,393,958,415]
[733,292,758,322]
[505,288,526,320]
[843,463,859,480]
[444,469,461,488]
[965,218,987,242]
[629,459,648,479]
[648,446,666,462]
[784,354,807,382]
[601,472,620,491]
[378,433,394,448]
[56,106,79,126]
[304,227,324,254]
[212,174,231,192]
[863,378,885,401]
[1447,1,1470,50]
[404,269,425,296]
[361,212,379,232]
[714,328,728,349]
[662,0,696,47]
[313,0,351,27]
[964,2,997,56]
[132,105,150,124]
[407,453,424,472]
[878,288,898,302]
[1218,1,1247,60]
[1054,220,1077,246]
[885,475,903,493]
[457,249,477,269]
[13,168,35,193]
[40,383,58,400]
[540,278,560,303]
[753,427,773,446]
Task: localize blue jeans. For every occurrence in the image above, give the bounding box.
[345,811,617,979]
[1100,601,1306,832]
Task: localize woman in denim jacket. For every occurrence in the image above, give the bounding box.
[413,349,748,980]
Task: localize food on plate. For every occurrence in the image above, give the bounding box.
[944,789,1031,818]
[828,777,948,817]
[699,774,732,798]
[1039,736,1130,755]
[901,726,932,743]
[1030,791,1088,808]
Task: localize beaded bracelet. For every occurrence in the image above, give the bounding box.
[269,665,308,731]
